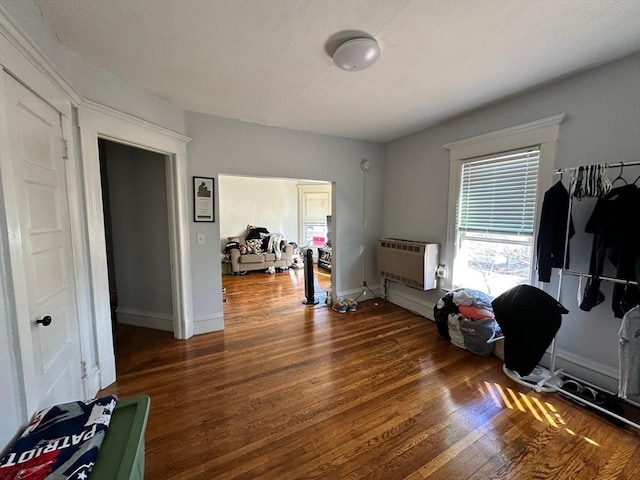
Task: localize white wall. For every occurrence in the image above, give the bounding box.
[383,53,640,390]
[219,175,299,245]
[186,112,384,323]
[105,142,173,320]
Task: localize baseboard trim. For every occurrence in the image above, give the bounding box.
[337,283,381,302]
[539,348,619,393]
[382,283,621,391]
[385,283,446,321]
[116,307,174,332]
[193,313,224,335]
[387,291,433,320]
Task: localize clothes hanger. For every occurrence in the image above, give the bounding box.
[572,166,584,199]
[585,165,592,197]
[611,163,627,186]
[599,164,612,196]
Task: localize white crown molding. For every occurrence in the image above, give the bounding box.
[444,113,567,152]
[80,99,192,145]
[0,6,82,105]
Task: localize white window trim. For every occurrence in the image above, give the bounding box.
[443,114,566,290]
[297,183,331,248]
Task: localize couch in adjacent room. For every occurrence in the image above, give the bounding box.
[226,226,293,274]
[229,238,293,274]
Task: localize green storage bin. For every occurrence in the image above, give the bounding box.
[91,395,150,480]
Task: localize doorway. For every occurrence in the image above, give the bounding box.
[76,101,192,390]
[218,174,335,304]
[98,139,174,340]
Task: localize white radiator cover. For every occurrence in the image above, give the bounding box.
[377,239,439,290]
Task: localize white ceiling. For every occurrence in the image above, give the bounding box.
[34,0,640,142]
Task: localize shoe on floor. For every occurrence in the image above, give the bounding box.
[347,298,357,311]
[332,298,347,314]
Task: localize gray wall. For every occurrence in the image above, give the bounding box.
[383,53,640,389]
[105,142,173,317]
[218,175,300,245]
[187,112,384,321]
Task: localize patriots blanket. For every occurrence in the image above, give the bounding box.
[0,395,117,480]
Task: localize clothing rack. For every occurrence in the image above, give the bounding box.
[540,160,640,430]
[554,159,640,175]
[564,270,638,287]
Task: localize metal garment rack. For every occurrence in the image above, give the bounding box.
[553,160,640,175]
[540,160,640,429]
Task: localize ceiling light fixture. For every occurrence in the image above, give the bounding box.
[333,37,381,72]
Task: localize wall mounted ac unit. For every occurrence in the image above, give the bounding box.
[377,239,439,290]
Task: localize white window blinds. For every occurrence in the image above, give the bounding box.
[302,192,330,223]
[457,147,540,235]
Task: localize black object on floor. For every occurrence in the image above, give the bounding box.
[302,248,318,305]
[559,378,625,426]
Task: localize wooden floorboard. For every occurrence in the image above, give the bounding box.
[101,267,640,479]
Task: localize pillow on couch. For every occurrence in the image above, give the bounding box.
[224,241,241,253]
[246,238,263,253]
[246,225,269,240]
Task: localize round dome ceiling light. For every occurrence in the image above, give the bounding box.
[333,37,381,72]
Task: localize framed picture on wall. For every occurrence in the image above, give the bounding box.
[193,176,215,222]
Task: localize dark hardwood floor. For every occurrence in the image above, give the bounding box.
[101,267,640,479]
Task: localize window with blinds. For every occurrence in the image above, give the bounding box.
[457,148,540,235]
[297,184,331,247]
[452,147,541,295]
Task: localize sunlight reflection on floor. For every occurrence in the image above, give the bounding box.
[481,380,600,447]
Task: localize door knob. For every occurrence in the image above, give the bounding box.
[36,315,52,327]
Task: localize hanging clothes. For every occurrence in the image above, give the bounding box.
[580,184,640,317]
[619,305,640,400]
[492,285,568,376]
[536,181,575,282]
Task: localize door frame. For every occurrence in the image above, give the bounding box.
[77,100,193,389]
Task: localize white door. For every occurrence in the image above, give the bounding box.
[5,74,83,409]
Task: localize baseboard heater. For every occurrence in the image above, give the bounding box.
[377,239,439,290]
